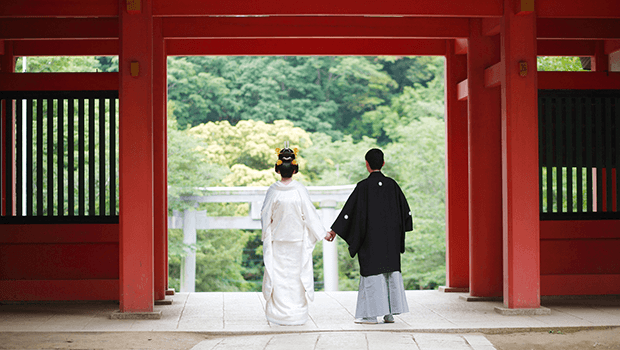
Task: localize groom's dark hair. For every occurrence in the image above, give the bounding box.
[365,148,384,170]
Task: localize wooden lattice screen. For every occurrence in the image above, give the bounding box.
[0,91,119,224]
[539,90,620,220]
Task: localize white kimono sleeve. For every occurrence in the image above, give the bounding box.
[260,186,276,302]
[298,185,325,302]
[299,186,326,244]
[260,187,276,242]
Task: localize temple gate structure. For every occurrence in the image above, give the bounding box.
[1,0,619,316]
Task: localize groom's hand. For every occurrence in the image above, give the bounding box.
[325,230,336,242]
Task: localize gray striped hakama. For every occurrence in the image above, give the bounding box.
[355,271,409,319]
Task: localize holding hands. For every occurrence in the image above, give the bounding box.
[325,230,337,242]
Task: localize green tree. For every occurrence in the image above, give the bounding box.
[357,57,445,144]
[167,102,228,212]
[385,117,447,289]
[537,56,585,71]
[167,57,239,128]
[302,133,378,185]
[168,227,255,292]
[16,56,102,73]
[166,56,421,139]
[188,119,313,186]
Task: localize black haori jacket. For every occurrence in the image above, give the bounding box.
[331,171,413,277]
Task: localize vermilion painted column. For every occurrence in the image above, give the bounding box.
[500,0,540,309]
[153,17,168,301]
[444,39,469,289]
[0,41,14,73]
[592,41,609,72]
[119,0,155,313]
[468,19,503,297]
[0,40,16,217]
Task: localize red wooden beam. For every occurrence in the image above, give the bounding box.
[537,40,596,56]
[540,220,620,240]
[0,0,118,18]
[13,39,118,56]
[0,243,119,280]
[153,17,168,302]
[484,62,501,88]
[118,0,155,314]
[467,18,503,298]
[454,38,468,54]
[541,240,620,275]
[444,40,469,290]
[500,0,539,309]
[154,0,503,17]
[167,38,447,56]
[163,17,470,39]
[1,0,618,20]
[482,18,500,36]
[537,0,620,19]
[0,18,118,40]
[0,72,118,91]
[538,71,620,89]
[593,41,608,72]
[538,19,620,40]
[0,280,119,301]
[0,224,119,244]
[541,275,620,296]
[606,40,620,55]
[457,79,468,101]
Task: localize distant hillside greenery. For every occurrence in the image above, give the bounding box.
[165,56,447,291]
[18,55,580,293]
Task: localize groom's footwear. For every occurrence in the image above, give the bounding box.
[383,314,395,323]
[354,317,378,324]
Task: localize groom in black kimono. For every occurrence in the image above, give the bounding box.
[326,148,413,324]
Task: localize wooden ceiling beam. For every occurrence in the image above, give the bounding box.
[166,38,447,56]
[537,0,620,19]
[0,72,118,91]
[162,16,470,39]
[538,71,620,89]
[537,40,596,56]
[12,39,118,56]
[538,19,620,40]
[0,18,118,40]
[0,0,117,18]
[154,0,502,17]
[2,0,620,19]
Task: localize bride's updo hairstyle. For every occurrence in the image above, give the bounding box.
[275,142,299,178]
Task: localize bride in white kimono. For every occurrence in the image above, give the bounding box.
[261,145,326,325]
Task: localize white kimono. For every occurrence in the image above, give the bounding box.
[261,180,325,325]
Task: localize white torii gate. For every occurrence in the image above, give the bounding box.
[168,185,355,293]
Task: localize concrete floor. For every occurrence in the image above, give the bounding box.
[1,291,619,350]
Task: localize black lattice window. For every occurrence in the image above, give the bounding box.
[539,90,620,220]
[0,91,119,224]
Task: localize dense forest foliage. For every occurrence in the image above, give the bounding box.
[164,55,447,291]
[17,55,583,292]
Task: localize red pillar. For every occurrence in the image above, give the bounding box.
[153,17,168,301]
[500,0,540,309]
[444,39,469,290]
[592,41,609,72]
[119,0,155,313]
[0,40,16,217]
[467,19,503,297]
